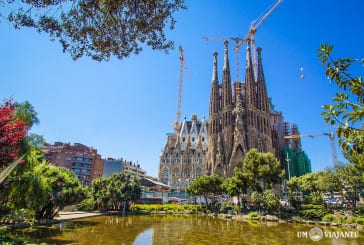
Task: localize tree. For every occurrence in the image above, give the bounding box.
[0,99,29,169]
[286,176,303,210]
[3,0,187,61]
[295,172,331,205]
[261,189,281,214]
[317,44,364,162]
[0,147,86,219]
[187,174,223,209]
[242,149,285,192]
[336,163,363,211]
[33,162,87,219]
[221,176,242,207]
[109,173,141,215]
[92,173,141,214]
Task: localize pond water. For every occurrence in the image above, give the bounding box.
[7,215,363,244]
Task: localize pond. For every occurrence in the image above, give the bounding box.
[7,215,363,244]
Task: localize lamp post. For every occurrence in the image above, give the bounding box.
[285,153,291,180]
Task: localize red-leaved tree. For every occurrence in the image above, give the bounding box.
[0,99,29,168]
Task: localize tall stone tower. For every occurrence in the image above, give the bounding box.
[206,40,275,177]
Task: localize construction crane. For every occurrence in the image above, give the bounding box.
[175,46,189,128]
[234,0,283,77]
[284,132,339,167]
[202,37,241,82]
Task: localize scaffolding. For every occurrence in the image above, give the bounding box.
[283,146,311,179]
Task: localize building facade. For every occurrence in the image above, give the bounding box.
[43,142,104,186]
[159,40,311,184]
[103,158,146,179]
[206,41,276,177]
[158,114,208,190]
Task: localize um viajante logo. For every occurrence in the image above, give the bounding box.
[297,227,359,241]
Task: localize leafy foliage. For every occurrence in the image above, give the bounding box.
[4,0,187,61]
[0,99,29,168]
[130,204,205,214]
[221,173,248,207]
[187,174,223,209]
[335,163,363,211]
[299,204,327,220]
[242,149,285,191]
[93,173,141,213]
[317,44,363,160]
[246,211,260,220]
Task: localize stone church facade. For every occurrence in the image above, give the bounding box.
[206,40,276,177]
[159,40,310,188]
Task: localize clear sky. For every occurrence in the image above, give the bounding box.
[1,0,363,177]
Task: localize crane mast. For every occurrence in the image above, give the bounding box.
[174,46,189,130]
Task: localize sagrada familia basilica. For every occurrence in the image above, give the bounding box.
[158,40,311,190]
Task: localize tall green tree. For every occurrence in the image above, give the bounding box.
[335,163,363,211]
[187,174,223,208]
[1,147,86,219]
[92,173,141,214]
[242,149,285,192]
[221,168,249,207]
[2,0,186,61]
[317,44,363,164]
[33,161,86,219]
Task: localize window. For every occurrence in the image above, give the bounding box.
[192,137,195,142]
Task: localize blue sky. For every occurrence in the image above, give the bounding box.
[1,0,363,177]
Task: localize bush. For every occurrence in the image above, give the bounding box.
[335,215,345,224]
[353,217,364,225]
[246,211,260,220]
[322,214,334,222]
[299,204,327,219]
[129,204,205,214]
[77,197,95,211]
[292,216,304,223]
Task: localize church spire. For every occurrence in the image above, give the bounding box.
[212,51,218,83]
[209,52,220,134]
[245,39,256,107]
[256,47,269,112]
[222,41,233,118]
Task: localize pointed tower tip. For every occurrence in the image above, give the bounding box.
[212,52,218,82]
[223,40,229,71]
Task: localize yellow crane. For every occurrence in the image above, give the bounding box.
[234,0,283,77]
[202,36,242,82]
[284,132,339,167]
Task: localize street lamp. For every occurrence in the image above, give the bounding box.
[285,153,291,180]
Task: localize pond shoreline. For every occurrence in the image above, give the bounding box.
[56,211,364,231]
[55,211,104,221]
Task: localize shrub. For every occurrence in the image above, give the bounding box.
[353,217,364,225]
[292,216,304,223]
[322,214,334,222]
[299,204,327,219]
[129,204,205,214]
[246,211,260,220]
[77,197,95,211]
[335,215,345,224]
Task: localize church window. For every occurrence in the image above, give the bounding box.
[182,137,185,142]
[192,137,195,142]
[201,137,205,142]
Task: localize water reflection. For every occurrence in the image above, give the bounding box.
[133,228,153,245]
[8,215,363,245]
